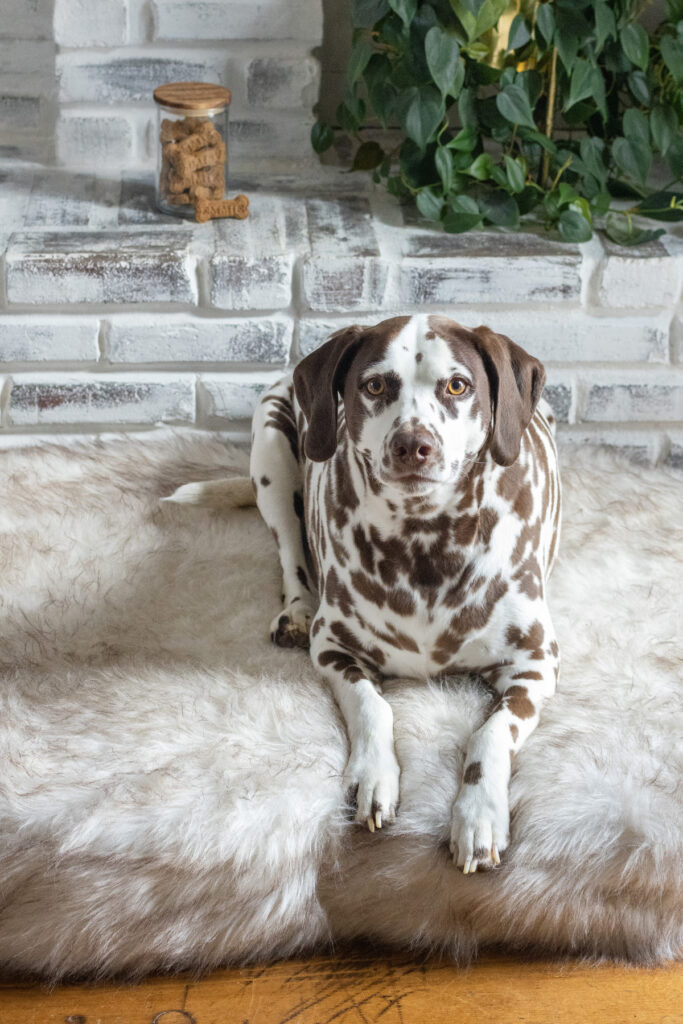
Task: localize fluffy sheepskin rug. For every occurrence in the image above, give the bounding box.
[0,431,681,980]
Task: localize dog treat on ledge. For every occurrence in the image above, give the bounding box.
[194,194,250,222]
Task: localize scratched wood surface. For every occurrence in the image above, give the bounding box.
[1,952,681,1024]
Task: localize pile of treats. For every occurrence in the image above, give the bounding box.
[159,117,226,208]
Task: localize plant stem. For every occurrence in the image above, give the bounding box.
[541,46,558,187]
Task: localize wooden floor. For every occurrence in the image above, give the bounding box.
[1,951,681,1024]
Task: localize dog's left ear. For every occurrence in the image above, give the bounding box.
[472,326,546,467]
[293,325,367,462]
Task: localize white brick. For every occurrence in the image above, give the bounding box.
[54,0,127,46]
[297,311,670,363]
[0,170,33,232]
[671,315,682,364]
[581,370,683,423]
[665,430,683,469]
[200,372,280,422]
[57,49,228,104]
[106,315,292,363]
[0,41,54,94]
[8,373,195,426]
[229,116,318,171]
[0,0,52,39]
[557,426,662,465]
[56,113,135,169]
[152,0,322,44]
[6,230,196,306]
[598,239,683,310]
[397,229,582,306]
[0,96,42,134]
[0,317,100,362]
[245,56,319,108]
[210,195,306,310]
[25,170,121,230]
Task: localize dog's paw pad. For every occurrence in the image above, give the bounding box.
[270,604,313,649]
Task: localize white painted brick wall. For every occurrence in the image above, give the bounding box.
[0,159,682,459]
[54,0,128,46]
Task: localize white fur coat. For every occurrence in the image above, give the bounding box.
[0,432,680,979]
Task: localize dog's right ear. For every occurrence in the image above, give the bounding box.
[293,325,367,462]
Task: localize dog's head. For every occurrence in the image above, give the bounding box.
[293,314,545,494]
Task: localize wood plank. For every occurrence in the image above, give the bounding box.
[0,952,680,1024]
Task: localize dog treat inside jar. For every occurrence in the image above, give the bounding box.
[153,81,231,217]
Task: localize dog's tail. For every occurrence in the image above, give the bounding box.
[162,476,256,510]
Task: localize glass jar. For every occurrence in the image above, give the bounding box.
[153,81,231,218]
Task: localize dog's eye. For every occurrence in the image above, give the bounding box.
[365,377,385,396]
[447,377,468,396]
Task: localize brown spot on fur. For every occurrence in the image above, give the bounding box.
[350,570,386,608]
[326,566,354,617]
[311,617,325,636]
[260,475,271,486]
[318,649,365,683]
[352,524,375,574]
[510,723,519,741]
[416,351,424,361]
[549,640,559,657]
[433,575,508,664]
[511,670,543,681]
[453,514,478,547]
[507,620,544,652]
[505,685,536,719]
[463,761,482,784]
[478,507,499,546]
[386,587,416,616]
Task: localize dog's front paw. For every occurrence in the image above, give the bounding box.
[270,601,313,649]
[449,773,510,874]
[344,742,400,832]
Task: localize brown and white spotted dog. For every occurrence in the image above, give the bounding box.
[250,314,560,874]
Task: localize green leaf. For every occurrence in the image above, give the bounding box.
[558,208,592,242]
[628,71,651,105]
[594,2,616,52]
[633,190,683,222]
[388,0,416,29]
[352,0,390,28]
[504,154,525,193]
[425,26,464,99]
[496,83,537,130]
[404,86,444,150]
[650,106,677,156]
[458,88,478,129]
[443,194,482,233]
[660,35,683,84]
[351,141,385,170]
[447,125,478,151]
[348,39,374,85]
[435,146,454,191]
[621,22,649,71]
[535,4,554,49]
[589,190,611,216]
[579,137,607,183]
[337,97,365,133]
[468,153,493,179]
[480,189,520,227]
[612,136,652,187]
[508,13,531,50]
[557,182,579,208]
[519,128,557,154]
[565,59,600,110]
[605,212,665,246]
[416,186,444,221]
[623,108,650,148]
[667,136,683,180]
[311,122,334,154]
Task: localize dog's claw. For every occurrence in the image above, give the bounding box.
[375,810,382,829]
[367,817,375,833]
[491,844,500,865]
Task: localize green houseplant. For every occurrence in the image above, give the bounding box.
[312,0,683,243]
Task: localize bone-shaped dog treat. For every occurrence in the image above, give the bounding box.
[175,142,226,179]
[195,195,250,222]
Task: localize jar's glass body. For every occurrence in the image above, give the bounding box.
[155,103,229,218]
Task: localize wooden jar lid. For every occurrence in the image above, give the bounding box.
[153,82,232,111]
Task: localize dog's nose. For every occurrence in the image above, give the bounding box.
[391,427,435,466]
